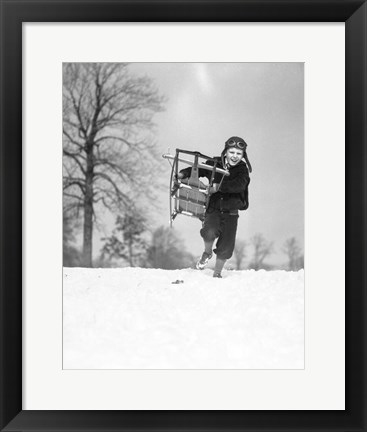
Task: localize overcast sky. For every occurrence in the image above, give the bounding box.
[123,63,304,266]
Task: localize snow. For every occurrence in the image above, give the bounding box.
[63,267,304,369]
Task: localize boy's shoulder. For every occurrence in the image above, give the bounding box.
[232,160,249,173]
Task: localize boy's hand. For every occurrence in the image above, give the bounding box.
[174,173,183,184]
[172,172,184,196]
[210,183,220,194]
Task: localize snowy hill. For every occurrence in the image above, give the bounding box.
[63,267,304,369]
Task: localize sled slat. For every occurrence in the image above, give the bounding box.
[179,183,208,194]
[162,154,229,176]
[173,196,206,208]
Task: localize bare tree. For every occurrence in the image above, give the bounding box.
[146,226,194,269]
[101,213,148,267]
[249,233,273,270]
[283,237,303,270]
[233,239,247,270]
[63,63,165,266]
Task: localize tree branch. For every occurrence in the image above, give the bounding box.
[63,149,87,176]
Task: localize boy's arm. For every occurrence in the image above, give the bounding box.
[178,161,214,180]
[177,166,191,179]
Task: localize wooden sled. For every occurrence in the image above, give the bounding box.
[162,149,229,226]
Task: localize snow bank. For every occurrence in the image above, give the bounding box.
[63,267,304,369]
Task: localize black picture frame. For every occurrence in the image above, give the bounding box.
[1,1,366,431]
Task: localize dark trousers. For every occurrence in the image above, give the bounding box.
[200,210,239,260]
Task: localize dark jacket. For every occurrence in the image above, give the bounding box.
[180,156,250,212]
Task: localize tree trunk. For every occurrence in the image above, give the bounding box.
[82,143,94,267]
[83,191,93,267]
[128,237,133,267]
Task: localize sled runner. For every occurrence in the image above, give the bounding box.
[162,149,229,226]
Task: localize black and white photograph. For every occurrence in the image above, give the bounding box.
[2,0,367,426]
[63,62,304,370]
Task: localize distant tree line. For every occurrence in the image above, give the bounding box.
[64,212,195,270]
[233,233,304,271]
[64,213,303,271]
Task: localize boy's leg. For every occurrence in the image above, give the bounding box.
[196,211,221,269]
[213,258,226,278]
[200,210,221,244]
[213,214,239,276]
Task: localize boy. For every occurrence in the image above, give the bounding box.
[177,136,251,278]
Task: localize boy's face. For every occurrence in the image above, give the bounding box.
[225,148,244,166]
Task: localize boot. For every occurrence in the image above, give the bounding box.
[196,251,213,270]
[195,240,214,270]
